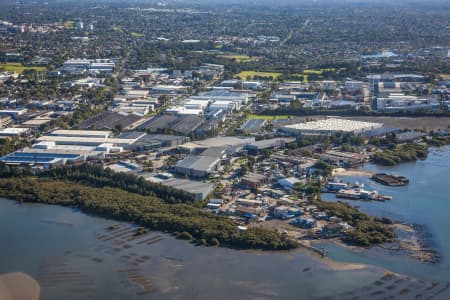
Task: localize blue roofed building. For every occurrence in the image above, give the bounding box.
[0,129,134,168]
[0,151,85,168]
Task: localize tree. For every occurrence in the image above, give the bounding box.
[240,163,249,175]
[158,95,170,107]
[114,124,123,133]
[312,160,333,177]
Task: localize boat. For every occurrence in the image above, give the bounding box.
[336,189,362,200]
[325,181,349,192]
[372,173,409,187]
[352,181,364,189]
[335,189,393,201]
[368,191,393,201]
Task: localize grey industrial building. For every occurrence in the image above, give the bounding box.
[174,155,221,178]
[0,129,125,167]
[81,111,143,130]
[191,136,254,152]
[161,178,214,201]
[140,114,204,134]
[143,174,215,201]
[245,137,296,154]
[279,119,383,136]
[240,119,267,134]
[118,132,189,151]
[174,136,250,178]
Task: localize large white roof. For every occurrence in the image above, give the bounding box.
[51,129,112,137]
[284,118,383,132]
[0,127,28,134]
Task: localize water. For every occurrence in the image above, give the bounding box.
[320,146,450,297]
[0,199,383,300]
[1,147,450,299]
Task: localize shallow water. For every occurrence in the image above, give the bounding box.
[0,198,386,299]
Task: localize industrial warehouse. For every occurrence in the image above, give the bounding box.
[174,136,255,178]
[0,130,188,167]
[0,130,125,167]
[280,118,383,136]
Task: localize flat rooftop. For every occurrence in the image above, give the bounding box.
[22,118,52,126]
[240,119,266,132]
[27,144,101,155]
[175,155,220,171]
[140,114,204,134]
[199,90,248,98]
[37,136,138,145]
[246,137,296,149]
[162,178,214,198]
[192,136,255,148]
[396,131,428,142]
[0,152,82,164]
[242,172,267,182]
[0,127,29,135]
[51,129,112,137]
[81,111,142,130]
[283,118,383,133]
[362,127,399,138]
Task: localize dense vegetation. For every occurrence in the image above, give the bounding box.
[371,143,428,166]
[312,199,394,246]
[0,177,298,250]
[311,160,333,177]
[426,136,449,147]
[0,137,29,157]
[43,164,197,203]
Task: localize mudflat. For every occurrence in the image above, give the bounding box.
[0,272,40,300]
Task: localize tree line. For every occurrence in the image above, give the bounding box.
[312,199,394,247]
[0,176,298,251]
[43,164,197,203]
[371,143,428,166]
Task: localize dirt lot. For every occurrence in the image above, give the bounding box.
[348,116,450,131]
[303,115,450,131]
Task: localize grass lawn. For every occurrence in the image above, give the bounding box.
[112,25,123,32]
[291,68,346,82]
[0,63,46,73]
[302,69,325,74]
[131,32,144,37]
[220,54,261,63]
[235,158,248,165]
[302,68,339,74]
[64,20,74,29]
[236,71,282,80]
[247,114,290,120]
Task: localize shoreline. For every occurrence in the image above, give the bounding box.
[0,197,447,300]
[0,148,443,276]
[297,239,369,271]
[304,214,441,265]
[386,223,441,264]
[3,198,429,271]
[326,148,450,264]
[0,197,373,275]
